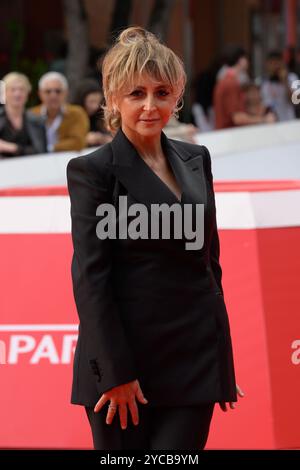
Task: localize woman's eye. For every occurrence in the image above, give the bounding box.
[130,90,143,97]
[157,90,169,96]
[129,90,169,97]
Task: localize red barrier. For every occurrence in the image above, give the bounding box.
[0,182,299,449]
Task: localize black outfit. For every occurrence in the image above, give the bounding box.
[85,402,215,450]
[0,107,47,158]
[66,128,237,449]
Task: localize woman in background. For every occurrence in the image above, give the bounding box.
[0,72,46,158]
[245,82,277,123]
[73,78,112,147]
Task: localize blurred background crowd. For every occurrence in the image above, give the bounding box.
[0,0,300,159]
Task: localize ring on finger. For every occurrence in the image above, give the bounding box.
[108,404,117,410]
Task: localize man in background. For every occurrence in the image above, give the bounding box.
[31,72,89,152]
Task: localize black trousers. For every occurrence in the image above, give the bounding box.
[85,402,215,450]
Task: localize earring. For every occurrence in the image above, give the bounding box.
[172,108,179,119]
[173,96,184,120]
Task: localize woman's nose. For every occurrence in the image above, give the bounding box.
[143,94,157,110]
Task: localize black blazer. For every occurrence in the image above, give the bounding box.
[67,127,237,407]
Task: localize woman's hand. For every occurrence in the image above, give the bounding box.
[264,112,277,124]
[219,384,244,412]
[94,379,148,429]
[0,139,18,154]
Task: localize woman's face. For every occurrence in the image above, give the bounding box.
[5,80,29,108]
[84,92,102,116]
[246,86,261,106]
[114,74,178,138]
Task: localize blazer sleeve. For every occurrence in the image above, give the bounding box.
[66,155,138,396]
[202,145,224,296]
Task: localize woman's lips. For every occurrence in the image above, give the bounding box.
[139,119,160,122]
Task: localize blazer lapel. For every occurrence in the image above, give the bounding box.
[162,133,207,206]
[109,127,207,209]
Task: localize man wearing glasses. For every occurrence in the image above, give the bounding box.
[31,72,89,152]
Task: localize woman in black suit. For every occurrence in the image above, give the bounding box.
[67,26,243,450]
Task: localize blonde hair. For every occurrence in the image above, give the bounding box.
[101,26,187,132]
[2,72,32,93]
